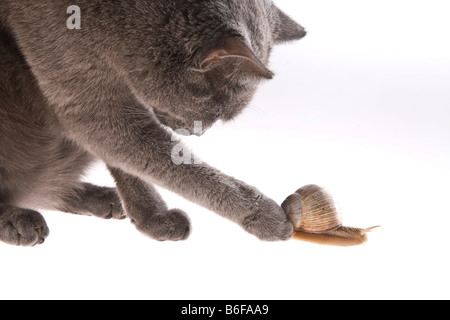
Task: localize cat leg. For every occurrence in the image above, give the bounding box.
[108,167,191,241]
[58,183,126,220]
[55,101,292,241]
[0,204,49,247]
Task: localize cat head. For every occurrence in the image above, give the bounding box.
[113,0,306,135]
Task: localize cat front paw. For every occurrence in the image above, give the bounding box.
[0,208,50,247]
[241,197,294,241]
[134,209,191,241]
[88,187,126,220]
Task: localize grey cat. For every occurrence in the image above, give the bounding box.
[0,0,306,246]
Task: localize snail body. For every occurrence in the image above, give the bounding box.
[282,185,378,246]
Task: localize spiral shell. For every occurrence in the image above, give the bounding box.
[282,185,378,246]
[282,185,342,233]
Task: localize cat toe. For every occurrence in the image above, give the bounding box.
[34,225,48,245]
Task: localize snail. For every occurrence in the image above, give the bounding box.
[282,185,379,246]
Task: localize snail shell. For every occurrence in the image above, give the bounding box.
[282,185,378,246]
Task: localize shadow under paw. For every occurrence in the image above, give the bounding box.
[134,209,191,241]
[0,209,50,247]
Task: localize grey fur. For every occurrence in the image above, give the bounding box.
[0,0,305,246]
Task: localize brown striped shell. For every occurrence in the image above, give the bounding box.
[282,184,342,233]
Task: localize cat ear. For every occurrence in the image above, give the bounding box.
[201,36,274,80]
[273,6,307,44]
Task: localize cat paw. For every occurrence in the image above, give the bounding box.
[0,209,50,247]
[134,209,191,241]
[241,197,294,241]
[89,187,126,220]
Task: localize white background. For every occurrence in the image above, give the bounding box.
[1,0,449,300]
